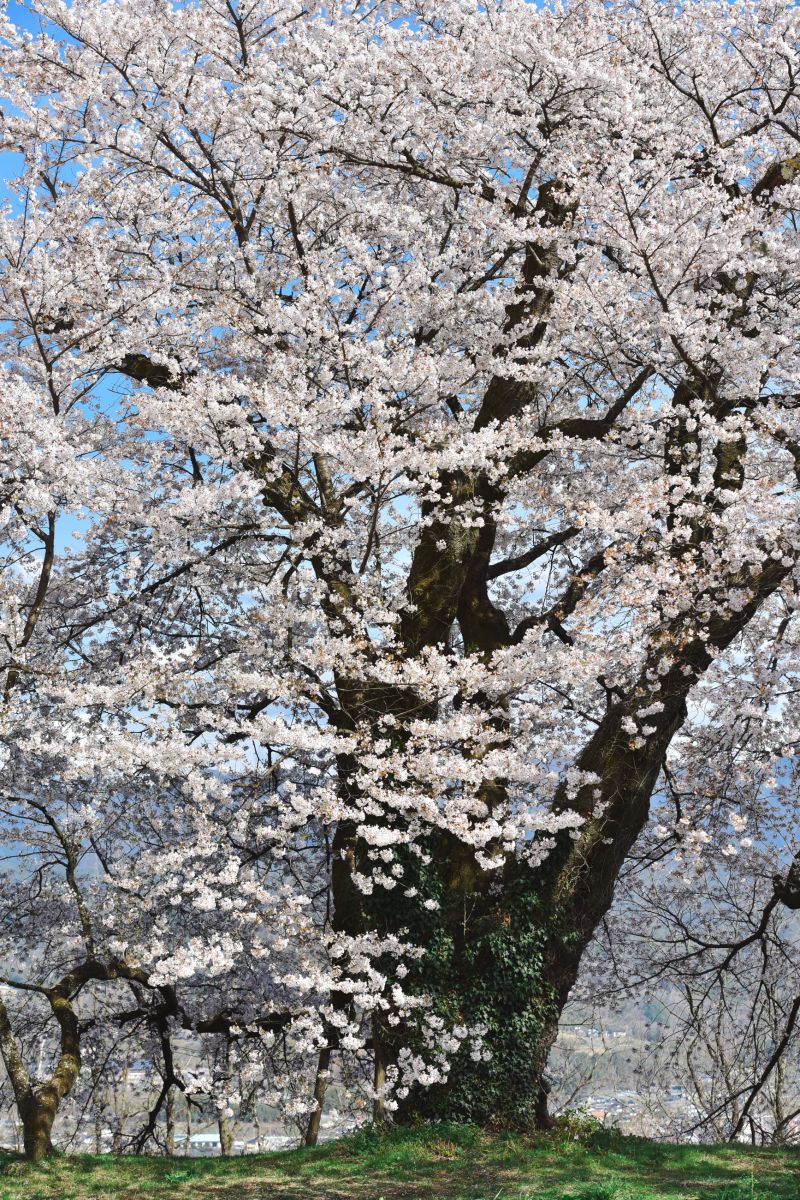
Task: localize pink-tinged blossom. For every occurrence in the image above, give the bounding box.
[0,0,797,1147]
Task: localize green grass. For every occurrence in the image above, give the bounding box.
[1,1123,798,1200]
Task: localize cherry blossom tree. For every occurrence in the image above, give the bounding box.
[1,0,800,1157]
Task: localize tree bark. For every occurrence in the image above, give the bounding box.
[372,1020,387,1124]
[218,1112,233,1157]
[304,1047,332,1147]
[388,556,794,1128]
[0,993,82,1162]
[165,1086,176,1156]
[94,1099,104,1155]
[17,1092,58,1162]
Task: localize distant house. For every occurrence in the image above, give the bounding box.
[175,1131,221,1154]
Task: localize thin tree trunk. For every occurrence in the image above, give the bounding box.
[94,1097,104,1154]
[110,1115,124,1155]
[165,1086,176,1156]
[372,1020,387,1124]
[304,1047,332,1146]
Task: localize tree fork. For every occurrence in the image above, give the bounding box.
[392,555,795,1128]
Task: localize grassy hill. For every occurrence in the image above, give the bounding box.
[1,1122,798,1200]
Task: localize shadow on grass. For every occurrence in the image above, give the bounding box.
[0,1126,797,1200]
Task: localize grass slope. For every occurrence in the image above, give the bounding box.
[1,1123,799,1200]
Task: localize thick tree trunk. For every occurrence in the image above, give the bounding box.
[390,558,789,1128]
[319,301,792,1130]
[218,1112,233,1157]
[388,845,567,1127]
[18,1092,58,1162]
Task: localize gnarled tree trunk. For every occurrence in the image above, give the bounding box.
[0,993,82,1161]
[346,544,792,1127]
